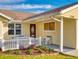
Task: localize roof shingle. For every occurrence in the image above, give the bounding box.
[0,9,35,20]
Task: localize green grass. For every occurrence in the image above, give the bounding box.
[0,54,77,59]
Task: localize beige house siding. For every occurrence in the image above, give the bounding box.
[3,22,9,40]
[63,18,76,48]
[35,19,60,45]
[0,16,9,40]
[0,21,3,39]
[22,22,30,37]
[3,22,30,40]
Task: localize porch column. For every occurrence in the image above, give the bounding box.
[76,19,78,49]
[60,17,64,52]
[0,21,3,39]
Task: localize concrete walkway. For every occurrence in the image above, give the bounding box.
[63,50,78,57]
[46,44,78,57]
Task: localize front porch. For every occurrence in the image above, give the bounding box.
[0,36,77,56]
[24,15,77,52]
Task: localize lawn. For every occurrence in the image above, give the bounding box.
[0,54,77,59]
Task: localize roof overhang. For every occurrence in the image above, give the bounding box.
[0,13,11,19]
[60,4,78,14]
[0,13,14,21]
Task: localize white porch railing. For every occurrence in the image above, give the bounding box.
[0,37,48,51]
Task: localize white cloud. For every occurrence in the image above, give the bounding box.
[0,4,55,13]
[0,0,25,3]
[0,4,53,10]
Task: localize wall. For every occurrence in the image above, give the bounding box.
[22,22,30,37]
[0,16,9,40]
[3,22,30,40]
[63,18,76,48]
[35,19,60,45]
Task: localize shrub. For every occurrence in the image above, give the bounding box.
[26,49,33,55]
[48,48,54,52]
[4,50,11,54]
[13,50,20,55]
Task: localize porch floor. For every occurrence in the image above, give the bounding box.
[46,44,78,56]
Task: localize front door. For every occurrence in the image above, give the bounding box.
[30,24,36,38]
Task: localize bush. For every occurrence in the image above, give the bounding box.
[4,50,11,54]
[48,48,54,52]
[26,49,33,55]
[13,50,21,54]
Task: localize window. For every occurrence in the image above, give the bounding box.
[44,22,55,31]
[16,24,21,35]
[8,23,14,35]
[8,23,21,35]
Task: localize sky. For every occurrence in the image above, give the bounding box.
[0,0,77,13]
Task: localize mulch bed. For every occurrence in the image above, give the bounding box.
[0,45,59,56]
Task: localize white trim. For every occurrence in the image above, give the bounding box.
[0,13,13,20]
[50,16,61,22]
[14,23,16,36]
[60,17,64,52]
[8,23,22,36]
[1,21,3,39]
[61,4,78,14]
[76,19,78,49]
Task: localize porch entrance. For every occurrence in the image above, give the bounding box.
[30,24,36,38]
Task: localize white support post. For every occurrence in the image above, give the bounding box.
[45,38,48,45]
[60,17,64,52]
[2,39,5,51]
[51,16,64,52]
[39,37,41,46]
[17,38,19,49]
[76,19,78,50]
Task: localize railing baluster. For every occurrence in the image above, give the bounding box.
[2,39,5,51]
[29,37,32,45]
[17,38,19,49]
[39,37,41,46]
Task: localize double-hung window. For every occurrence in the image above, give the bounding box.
[16,24,21,35]
[8,23,21,35]
[44,22,55,31]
